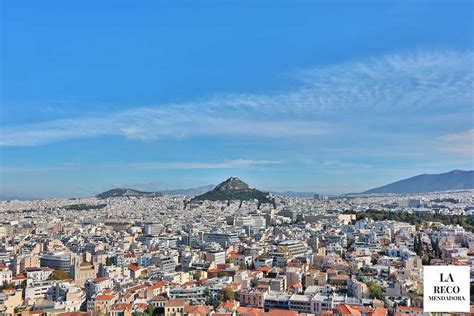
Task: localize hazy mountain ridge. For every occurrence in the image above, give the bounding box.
[165,186,315,198]
[96,188,163,199]
[0,195,39,201]
[362,170,474,194]
[94,183,315,199]
[271,191,316,198]
[160,184,215,196]
[68,170,474,200]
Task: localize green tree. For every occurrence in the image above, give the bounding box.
[217,271,227,278]
[431,238,442,258]
[250,278,259,288]
[413,235,422,256]
[1,281,16,290]
[346,239,354,249]
[146,304,155,316]
[366,281,384,300]
[50,269,70,280]
[371,256,378,265]
[220,287,235,302]
[422,254,431,265]
[205,288,219,308]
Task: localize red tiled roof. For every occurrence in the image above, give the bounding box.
[151,295,167,301]
[149,281,167,289]
[396,306,423,312]
[338,304,362,316]
[262,309,298,316]
[128,264,141,271]
[12,274,26,280]
[134,303,149,310]
[256,266,272,272]
[219,301,236,310]
[237,307,264,316]
[110,303,132,311]
[96,294,116,301]
[129,284,147,292]
[166,299,187,307]
[183,305,213,316]
[370,307,388,316]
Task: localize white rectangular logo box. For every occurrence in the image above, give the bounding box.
[423,265,470,312]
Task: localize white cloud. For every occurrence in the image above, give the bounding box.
[0,165,72,173]
[438,129,474,157]
[0,159,282,175]
[126,159,282,170]
[1,50,472,146]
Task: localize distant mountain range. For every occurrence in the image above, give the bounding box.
[95,183,317,199]
[270,191,316,198]
[160,184,215,196]
[90,170,474,199]
[96,188,162,199]
[167,186,316,198]
[191,176,274,205]
[6,169,473,201]
[361,170,474,194]
[0,195,39,201]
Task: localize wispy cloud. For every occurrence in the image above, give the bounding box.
[438,129,474,157]
[0,165,72,173]
[126,159,282,170]
[1,50,472,146]
[0,159,281,174]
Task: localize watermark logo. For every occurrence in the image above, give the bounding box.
[423,265,470,312]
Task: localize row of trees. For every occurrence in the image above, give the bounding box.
[413,235,442,265]
[356,210,474,232]
[413,235,423,255]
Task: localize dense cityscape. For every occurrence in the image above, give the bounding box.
[0,177,472,316]
[1,1,473,316]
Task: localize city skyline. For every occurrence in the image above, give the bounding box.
[0,2,473,315]
[1,1,473,198]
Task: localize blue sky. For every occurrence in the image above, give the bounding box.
[1,0,473,198]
